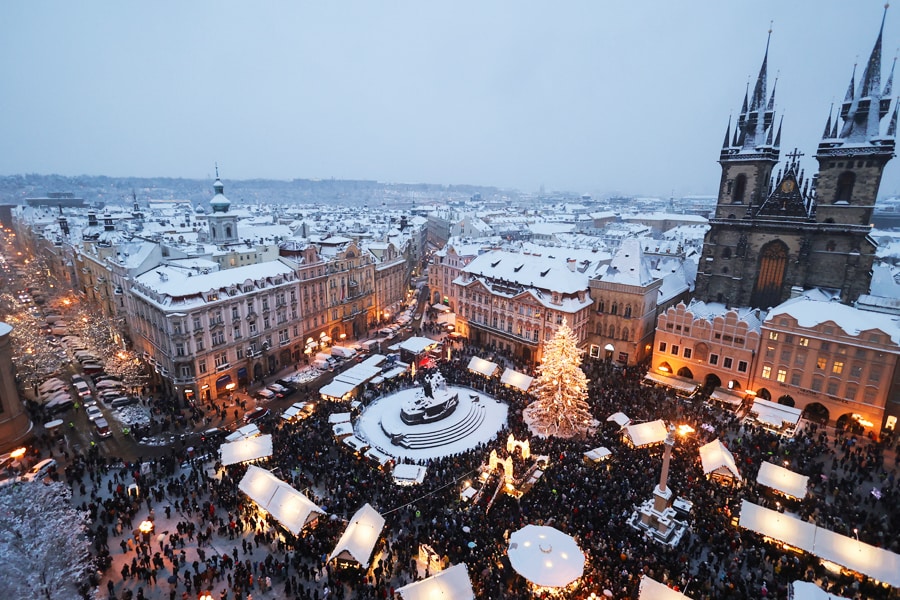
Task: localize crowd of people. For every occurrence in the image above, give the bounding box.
[44,337,900,599]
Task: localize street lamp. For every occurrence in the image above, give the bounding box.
[199,593,214,600]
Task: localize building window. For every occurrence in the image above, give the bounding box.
[723,357,733,369]
[765,346,775,359]
[827,381,839,396]
[811,376,823,392]
[683,348,692,359]
[798,337,809,347]
[175,343,185,357]
[845,384,857,401]
[780,348,792,362]
[709,354,719,366]
[832,361,844,375]
[768,331,779,340]
[762,365,772,379]
[816,357,827,370]
[850,364,863,379]
[236,348,244,360]
[737,360,747,373]
[589,345,600,358]
[214,352,227,368]
[795,352,806,367]
[198,360,207,374]
[790,372,802,386]
[776,369,787,383]
[658,341,667,353]
[212,331,225,346]
[869,366,882,383]
[179,365,191,378]
[671,345,679,356]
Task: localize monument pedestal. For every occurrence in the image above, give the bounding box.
[629,484,690,547]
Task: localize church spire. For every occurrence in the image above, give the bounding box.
[722,115,732,149]
[822,104,834,138]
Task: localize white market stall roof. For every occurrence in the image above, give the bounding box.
[756,461,809,499]
[643,372,698,394]
[398,336,438,354]
[583,447,612,462]
[332,423,354,439]
[364,447,393,467]
[282,402,310,421]
[238,465,324,535]
[397,563,475,600]
[698,439,742,481]
[467,356,498,377]
[607,412,631,427]
[639,575,691,599]
[431,303,451,313]
[225,423,260,442]
[739,501,900,588]
[500,368,533,391]
[507,525,585,588]
[320,380,357,400]
[342,435,369,453]
[328,412,352,424]
[392,463,427,485]
[750,398,803,428]
[220,434,273,466]
[335,364,383,386]
[329,503,386,568]
[791,580,852,599]
[360,354,386,368]
[382,366,408,379]
[624,420,668,447]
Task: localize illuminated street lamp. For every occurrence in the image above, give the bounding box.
[199,593,214,600]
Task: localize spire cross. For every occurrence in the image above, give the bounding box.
[786,148,804,162]
[215,162,219,178]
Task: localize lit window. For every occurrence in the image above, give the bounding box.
[816,357,827,370]
[798,337,809,347]
[776,369,787,383]
[768,331,779,340]
[832,361,844,375]
[761,366,772,379]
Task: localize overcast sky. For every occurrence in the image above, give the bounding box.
[1,1,897,198]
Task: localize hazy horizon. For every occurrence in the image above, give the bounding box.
[2,1,898,199]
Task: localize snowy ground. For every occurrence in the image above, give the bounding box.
[355,385,508,462]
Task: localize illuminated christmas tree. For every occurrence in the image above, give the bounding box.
[523,319,595,438]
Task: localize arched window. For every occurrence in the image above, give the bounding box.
[225,225,233,238]
[835,171,855,203]
[622,327,629,341]
[751,240,789,309]
[624,305,632,318]
[598,300,605,313]
[611,303,618,316]
[609,324,616,338]
[210,225,217,239]
[732,174,747,203]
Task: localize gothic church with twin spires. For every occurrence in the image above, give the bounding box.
[694,12,898,310]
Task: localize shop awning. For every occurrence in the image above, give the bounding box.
[756,461,808,499]
[225,423,260,442]
[749,398,802,429]
[432,303,451,313]
[639,576,691,599]
[467,356,498,378]
[643,372,698,394]
[238,465,324,535]
[319,380,357,401]
[220,434,273,466]
[583,447,612,462]
[607,412,631,427]
[710,388,745,406]
[500,368,533,391]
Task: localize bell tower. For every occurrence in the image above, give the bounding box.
[207,165,239,246]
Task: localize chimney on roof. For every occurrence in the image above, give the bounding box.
[567,258,577,271]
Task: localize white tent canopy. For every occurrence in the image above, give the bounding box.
[583,447,612,462]
[756,461,809,499]
[332,423,354,439]
[698,439,742,481]
[750,398,803,429]
[500,368,533,392]
[739,501,900,587]
[507,525,585,588]
[396,563,475,600]
[624,420,668,447]
[329,503,385,568]
[225,423,260,442]
[328,412,352,424]
[238,466,324,535]
[643,372,697,394]
[791,581,851,599]
[392,463,427,486]
[607,412,631,427]
[398,336,439,354]
[431,303,451,313]
[639,575,691,599]
[467,356,498,377]
[220,434,273,466]
[319,380,357,401]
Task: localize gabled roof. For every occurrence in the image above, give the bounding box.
[329,503,385,568]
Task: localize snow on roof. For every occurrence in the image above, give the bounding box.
[220,434,273,466]
[329,503,385,568]
[134,260,294,299]
[462,249,590,295]
[639,576,691,599]
[601,238,654,286]
[397,336,438,354]
[606,412,631,427]
[238,465,324,535]
[765,297,900,345]
[624,420,668,447]
[500,368,533,391]
[397,563,475,600]
[467,356,498,377]
[791,581,852,600]
[392,463,427,485]
[698,439,742,481]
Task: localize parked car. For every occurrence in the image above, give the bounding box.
[255,389,277,401]
[85,405,103,421]
[73,380,91,397]
[243,407,270,423]
[110,396,137,408]
[266,383,292,398]
[275,379,298,392]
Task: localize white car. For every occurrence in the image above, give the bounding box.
[85,405,103,421]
